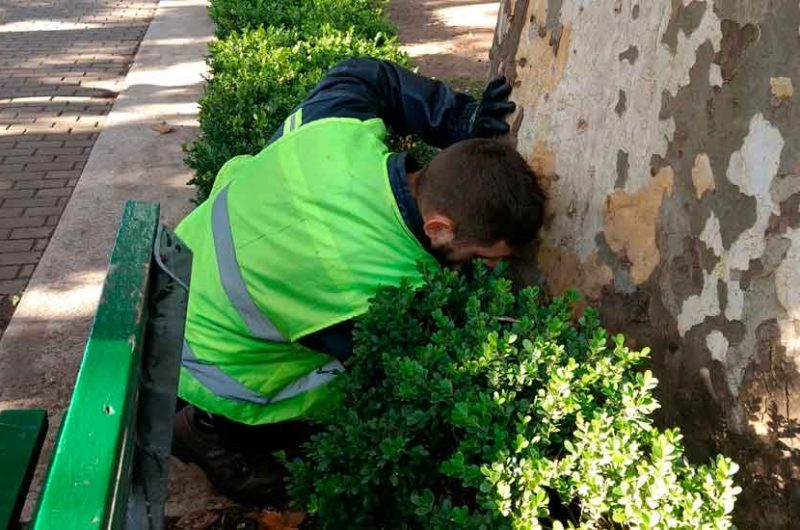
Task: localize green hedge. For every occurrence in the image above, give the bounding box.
[209,0,394,40]
[186,27,405,197]
[186,0,405,199]
[287,265,741,528]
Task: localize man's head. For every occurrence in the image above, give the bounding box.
[413,138,546,267]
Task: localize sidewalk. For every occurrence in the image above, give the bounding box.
[0,0,159,332]
[0,0,219,517]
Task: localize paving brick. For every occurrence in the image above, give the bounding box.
[35,188,72,198]
[35,147,84,155]
[0,279,27,294]
[33,238,49,251]
[17,109,50,119]
[64,132,98,141]
[24,205,63,217]
[0,239,34,252]
[19,264,35,277]
[0,171,48,182]
[14,124,56,133]
[0,216,46,229]
[44,169,82,180]
[0,116,36,125]
[4,197,58,208]
[2,155,55,165]
[15,179,68,189]
[0,148,36,157]
[0,190,36,200]
[0,207,24,218]
[16,140,63,150]
[0,265,20,280]
[0,251,42,265]
[19,161,75,172]
[48,115,80,125]
[10,227,54,240]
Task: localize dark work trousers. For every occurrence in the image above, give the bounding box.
[175,391,318,459]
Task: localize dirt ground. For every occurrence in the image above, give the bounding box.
[387,0,498,86]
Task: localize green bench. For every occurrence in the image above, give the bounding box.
[0,201,191,530]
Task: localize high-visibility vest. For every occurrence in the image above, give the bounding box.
[175,114,438,425]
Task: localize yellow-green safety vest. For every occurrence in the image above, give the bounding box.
[175,114,438,425]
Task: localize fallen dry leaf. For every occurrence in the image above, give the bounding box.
[173,509,220,530]
[284,511,306,526]
[151,120,174,134]
[256,510,306,530]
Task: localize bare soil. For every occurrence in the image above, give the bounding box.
[387,0,499,86]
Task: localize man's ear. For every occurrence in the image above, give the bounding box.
[423,214,455,247]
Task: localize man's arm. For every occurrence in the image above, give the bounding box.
[292,58,514,361]
[298,57,475,148]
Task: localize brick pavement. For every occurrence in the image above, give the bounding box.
[0,0,158,330]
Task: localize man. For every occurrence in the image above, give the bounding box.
[171,57,546,502]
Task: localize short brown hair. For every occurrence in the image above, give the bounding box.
[416,139,546,248]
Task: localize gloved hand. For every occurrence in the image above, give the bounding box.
[469,77,516,138]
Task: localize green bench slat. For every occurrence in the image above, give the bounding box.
[0,409,47,530]
[32,201,160,530]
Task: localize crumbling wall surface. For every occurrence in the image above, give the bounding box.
[491,0,800,527]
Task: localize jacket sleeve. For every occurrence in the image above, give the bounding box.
[298,319,354,363]
[300,57,477,148]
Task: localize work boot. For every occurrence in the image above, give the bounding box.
[172,405,284,504]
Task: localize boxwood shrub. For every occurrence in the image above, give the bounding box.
[209,0,394,40]
[185,26,406,198]
[185,0,408,200]
[287,264,741,529]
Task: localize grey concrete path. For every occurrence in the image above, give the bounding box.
[0,0,159,331]
[0,0,223,517]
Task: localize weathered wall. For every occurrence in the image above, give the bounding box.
[490,0,800,527]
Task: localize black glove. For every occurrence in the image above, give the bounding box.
[469,77,516,138]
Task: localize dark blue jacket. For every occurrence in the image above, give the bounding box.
[278,57,477,360]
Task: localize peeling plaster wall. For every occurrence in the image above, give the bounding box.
[491,0,800,527]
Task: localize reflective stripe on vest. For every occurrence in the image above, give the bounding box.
[182,341,268,404]
[270,358,343,402]
[182,341,344,404]
[283,108,303,136]
[211,185,286,343]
